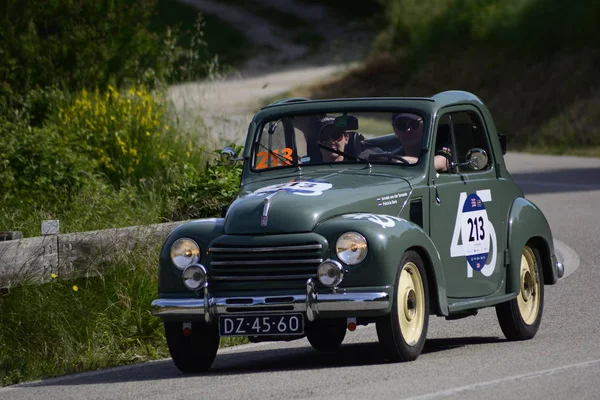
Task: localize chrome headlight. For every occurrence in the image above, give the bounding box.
[336,232,368,265]
[170,238,200,270]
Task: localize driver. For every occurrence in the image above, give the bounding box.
[318,121,349,162]
[390,113,452,172]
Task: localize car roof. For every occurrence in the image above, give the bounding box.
[254,91,488,122]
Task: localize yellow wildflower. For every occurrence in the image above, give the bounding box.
[51,273,58,279]
[72,285,79,292]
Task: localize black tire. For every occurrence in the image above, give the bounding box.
[164,321,220,373]
[306,318,347,350]
[496,245,545,340]
[376,250,429,362]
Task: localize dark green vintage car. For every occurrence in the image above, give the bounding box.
[151,91,564,373]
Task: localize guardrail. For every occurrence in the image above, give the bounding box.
[0,222,182,288]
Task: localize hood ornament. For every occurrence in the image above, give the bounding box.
[261,191,279,227]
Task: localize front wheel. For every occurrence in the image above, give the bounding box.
[496,245,544,340]
[376,250,429,362]
[306,318,347,350]
[164,322,220,373]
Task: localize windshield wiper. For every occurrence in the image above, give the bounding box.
[317,142,368,163]
[255,142,297,167]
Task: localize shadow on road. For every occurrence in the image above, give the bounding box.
[510,167,600,195]
[22,336,503,387]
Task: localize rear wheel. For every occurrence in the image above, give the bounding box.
[164,322,220,373]
[376,250,429,362]
[306,318,347,350]
[496,245,544,340]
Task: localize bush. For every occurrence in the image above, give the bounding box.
[379,0,600,57]
[0,0,170,102]
[0,117,93,210]
[165,149,244,220]
[52,85,203,188]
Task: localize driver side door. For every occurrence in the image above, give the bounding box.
[428,107,506,299]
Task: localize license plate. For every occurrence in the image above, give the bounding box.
[219,313,304,337]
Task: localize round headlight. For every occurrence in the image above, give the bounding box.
[170,238,200,270]
[317,260,344,287]
[336,232,368,265]
[182,264,207,290]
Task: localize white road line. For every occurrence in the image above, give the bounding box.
[403,359,600,400]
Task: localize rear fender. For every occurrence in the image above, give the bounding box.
[507,198,557,294]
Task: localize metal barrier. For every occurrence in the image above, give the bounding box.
[0,221,182,288]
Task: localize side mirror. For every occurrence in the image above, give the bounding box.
[221,146,243,163]
[498,134,507,155]
[465,148,488,170]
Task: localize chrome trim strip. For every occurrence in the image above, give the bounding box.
[261,191,277,227]
[211,259,322,266]
[209,244,323,253]
[212,274,316,281]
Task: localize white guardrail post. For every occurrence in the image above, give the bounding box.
[0,221,182,289]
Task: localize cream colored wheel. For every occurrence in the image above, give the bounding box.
[517,246,541,325]
[376,250,429,362]
[397,262,426,345]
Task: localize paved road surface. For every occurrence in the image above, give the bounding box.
[2,152,599,400]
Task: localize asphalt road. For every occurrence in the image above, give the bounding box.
[2,152,599,400]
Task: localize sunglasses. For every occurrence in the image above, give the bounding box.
[394,119,422,132]
[327,132,347,142]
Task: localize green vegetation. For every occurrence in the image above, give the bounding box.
[150,1,255,79]
[306,0,600,155]
[0,247,247,386]
[0,0,247,386]
[379,0,600,57]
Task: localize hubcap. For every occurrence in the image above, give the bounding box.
[517,246,540,325]
[397,262,425,345]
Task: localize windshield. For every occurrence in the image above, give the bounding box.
[252,111,426,170]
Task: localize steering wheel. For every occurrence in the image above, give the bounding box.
[367,151,410,164]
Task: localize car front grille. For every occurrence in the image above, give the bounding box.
[208,234,327,293]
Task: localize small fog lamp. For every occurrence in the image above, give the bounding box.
[182,264,207,291]
[317,260,344,287]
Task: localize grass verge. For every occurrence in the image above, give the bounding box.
[0,243,248,386]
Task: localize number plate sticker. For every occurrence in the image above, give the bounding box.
[219,314,304,337]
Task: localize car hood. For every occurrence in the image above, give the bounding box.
[224,170,411,235]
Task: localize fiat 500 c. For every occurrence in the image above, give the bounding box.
[151,91,564,373]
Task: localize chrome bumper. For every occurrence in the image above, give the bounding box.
[551,254,565,280]
[556,261,564,279]
[151,279,390,322]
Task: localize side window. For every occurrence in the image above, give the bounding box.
[450,111,492,173]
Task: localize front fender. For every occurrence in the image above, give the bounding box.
[507,198,558,293]
[158,218,225,294]
[315,213,448,316]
